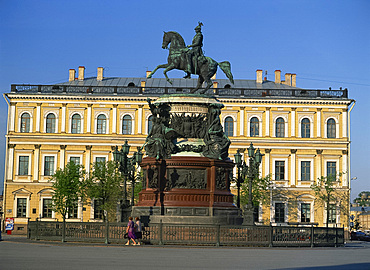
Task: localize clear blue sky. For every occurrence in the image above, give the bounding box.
[0,0,369,201]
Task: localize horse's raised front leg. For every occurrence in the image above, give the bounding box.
[191,76,204,93]
[163,63,176,84]
[147,64,168,78]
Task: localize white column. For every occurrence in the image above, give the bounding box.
[316,150,322,179]
[138,106,143,134]
[7,144,15,180]
[239,108,244,136]
[342,151,348,186]
[85,146,91,173]
[9,103,16,132]
[112,105,117,134]
[264,149,271,177]
[317,109,321,138]
[34,145,41,181]
[60,145,66,168]
[36,103,41,132]
[61,104,66,133]
[87,105,92,133]
[342,110,347,138]
[265,108,270,136]
[291,109,296,137]
[290,150,296,186]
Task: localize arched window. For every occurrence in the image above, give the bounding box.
[275,117,285,138]
[327,118,336,138]
[147,115,153,134]
[224,116,234,137]
[301,118,310,138]
[96,114,106,134]
[71,114,81,134]
[46,113,56,133]
[122,115,132,135]
[21,113,30,133]
[250,117,259,137]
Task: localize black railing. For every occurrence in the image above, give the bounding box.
[27,220,345,247]
[10,84,348,99]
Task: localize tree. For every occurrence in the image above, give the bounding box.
[85,161,123,222]
[50,161,86,242]
[311,173,348,228]
[353,191,370,207]
[239,174,272,221]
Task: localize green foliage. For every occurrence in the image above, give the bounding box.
[85,161,123,222]
[240,174,272,207]
[311,173,348,227]
[50,161,86,220]
[353,191,370,206]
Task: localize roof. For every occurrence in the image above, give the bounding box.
[58,77,301,90]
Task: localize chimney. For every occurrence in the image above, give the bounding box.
[69,69,76,82]
[97,67,104,81]
[256,69,263,84]
[274,70,281,84]
[146,71,151,78]
[78,66,85,81]
[291,73,296,87]
[285,73,292,86]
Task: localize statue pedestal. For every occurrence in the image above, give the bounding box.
[132,156,243,225]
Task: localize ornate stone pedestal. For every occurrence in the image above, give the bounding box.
[133,94,242,225]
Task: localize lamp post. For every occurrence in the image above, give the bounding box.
[243,142,264,225]
[234,149,247,209]
[113,140,143,208]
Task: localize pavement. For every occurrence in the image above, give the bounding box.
[1,235,370,270]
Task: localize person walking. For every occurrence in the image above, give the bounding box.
[125,217,138,246]
[135,217,142,245]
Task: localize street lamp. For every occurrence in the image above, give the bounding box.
[243,142,264,225]
[234,149,247,209]
[113,140,143,207]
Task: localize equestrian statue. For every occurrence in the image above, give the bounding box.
[147,22,234,94]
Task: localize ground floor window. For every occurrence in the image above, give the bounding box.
[328,204,337,224]
[42,199,53,218]
[275,203,285,223]
[94,200,103,220]
[301,203,311,222]
[17,198,27,218]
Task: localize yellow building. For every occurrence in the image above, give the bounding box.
[2,66,355,233]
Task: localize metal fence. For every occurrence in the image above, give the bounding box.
[27,220,344,247]
[10,84,348,99]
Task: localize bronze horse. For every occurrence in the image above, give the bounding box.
[147,31,234,94]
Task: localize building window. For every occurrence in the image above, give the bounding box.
[97,114,106,134]
[250,117,259,137]
[301,118,310,138]
[46,113,56,133]
[327,161,336,178]
[122,115,132,135]
[328,204,336,224]
[42,199,53,218]
[148,115,153,134]
[21,113,30,133]
[96,157,106,163]
[17,198,27,218]
[70,157,80,165]
[327,118,336,138]
[275,161,285,180]
[44,156,55,176]
[275,117,285,137]
[301,161,311,181]
[68,202,78,219]
[301,203,311,222]
[275,203,285,223]
[18,156,29,176]
[94,200,103,220]
[224,116,234,137]
[71,114,81,134]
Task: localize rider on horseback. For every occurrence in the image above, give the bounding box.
[184,22,204,78]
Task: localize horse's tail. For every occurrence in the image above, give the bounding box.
[218,61,234,84]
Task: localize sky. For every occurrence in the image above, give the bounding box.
[0,0,369,201]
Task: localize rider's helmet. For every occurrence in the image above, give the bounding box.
[194,22,203,32]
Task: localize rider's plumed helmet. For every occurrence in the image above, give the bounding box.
[194,22,203,31]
